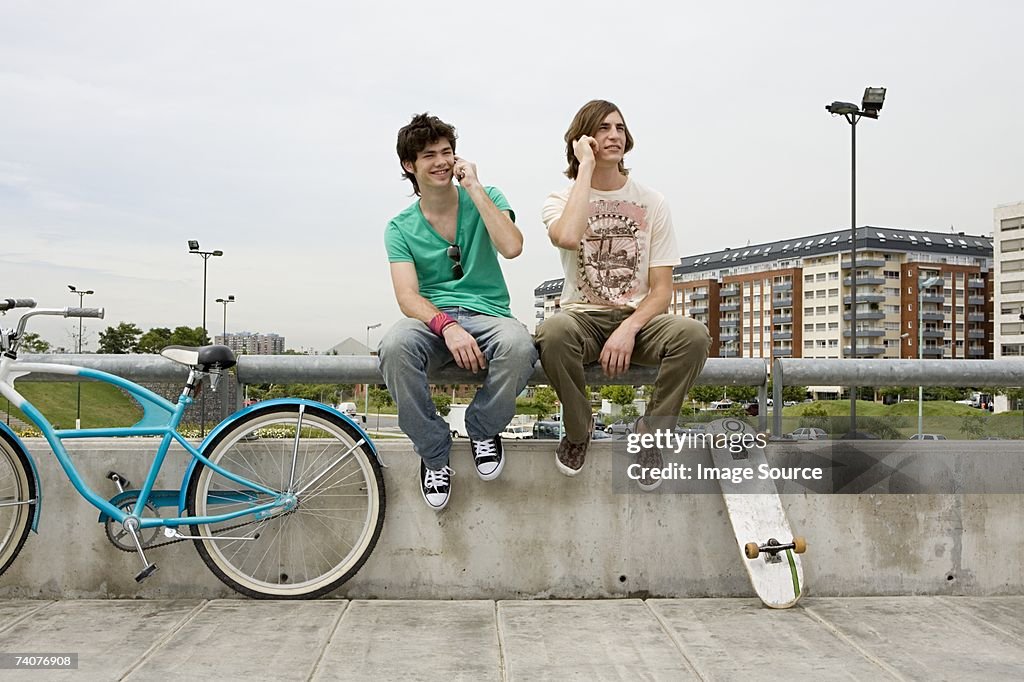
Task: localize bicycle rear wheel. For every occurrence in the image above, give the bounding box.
[0,432,36,577]
[186,404,385,599]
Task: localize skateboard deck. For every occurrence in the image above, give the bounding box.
[706,418,805,608]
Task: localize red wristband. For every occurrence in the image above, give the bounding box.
[428,312,457,336]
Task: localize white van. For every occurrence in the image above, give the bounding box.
[444,404,470,438]
[335,402,366,423]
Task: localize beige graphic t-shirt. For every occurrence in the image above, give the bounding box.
[542,177,679,310]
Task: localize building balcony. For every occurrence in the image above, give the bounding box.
[719,319,740,328]
[921,312,945,322]
[773,332,792,341]
[968,347,987,357]
[967,296,986,306]
[689,306,708,316]
[968,329,986,340]
[772,297,793,308]
[842,258,886,269]
[720,286,740,297]
[921,329,945,339]
[772,347,793,357]
[844,346,886,356]
[844,276,886,286]
[843,294,885,304]
[843,328,886,338]
[920,294,946,304]
[719,350,740,358]
[922,347,946,357]
[968,279,986,289]
[843,311,885,321]
[967,313,987,323]
[690,292,708,301]
[720,303,740,312]
[773,281,793,292]
[772,315,792,325]
[720,332,739,342]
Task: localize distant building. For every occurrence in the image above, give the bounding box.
[994,201,1024,358]
[216,331,285,355]
[325,338,374,356]
[535,225,994,399]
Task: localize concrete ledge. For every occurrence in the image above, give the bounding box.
[1,439,1021,599]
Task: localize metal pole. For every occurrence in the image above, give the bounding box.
[76,293,84,429]
[849,116,858,431]
[918,281,924,436]
[364,327,370,419]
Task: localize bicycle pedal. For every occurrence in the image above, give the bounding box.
[135,564,158,583]
[106,471,132,491]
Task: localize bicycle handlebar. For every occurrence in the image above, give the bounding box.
[0,298,37,311]
[66,307,105,319]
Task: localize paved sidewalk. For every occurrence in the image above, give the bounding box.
[1,597,1023,680]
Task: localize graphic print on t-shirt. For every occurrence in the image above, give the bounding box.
[577,199,649,304]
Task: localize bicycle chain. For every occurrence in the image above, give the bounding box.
[106,511,293,552]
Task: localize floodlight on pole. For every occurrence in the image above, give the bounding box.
[215,295,235,341]
[188,240,224,437]
[825,85,887,438]
[68,284,94,429]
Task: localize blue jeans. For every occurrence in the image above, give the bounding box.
[378,309,538,470]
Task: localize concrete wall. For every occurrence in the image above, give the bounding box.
[1,439,1021,599]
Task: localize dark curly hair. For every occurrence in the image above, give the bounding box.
[396,113,458,195]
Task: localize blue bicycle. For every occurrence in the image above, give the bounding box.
[0,298,385,598]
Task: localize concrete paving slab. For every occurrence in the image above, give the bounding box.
[125,600,346,681]
[0,600,53,633]
[804,597,1024,680]
[497,599,698,681]
[647,598,893,680]
[312,600,500,681]
[939,596,1024,641]
[0,599,203,682]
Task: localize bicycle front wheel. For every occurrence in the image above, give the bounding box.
[186,404,385,599]
[0,432,36,578]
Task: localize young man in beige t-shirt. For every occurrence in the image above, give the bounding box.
[536,99,712,489]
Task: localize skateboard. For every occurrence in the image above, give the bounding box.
[705,417,806,608]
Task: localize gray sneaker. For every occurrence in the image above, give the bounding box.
[635,445,664,491]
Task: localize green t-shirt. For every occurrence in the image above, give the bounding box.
[385,186,515,318]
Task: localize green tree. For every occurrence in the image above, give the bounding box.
[97,322,143,354]
[688,385,724,405]
[531,386,557,419]
[959,413,986,439]
[368,386,393,409]
[20,332,51,353]
[432,393,452,417]
[599,385,636,408]
[782,385,808,403]
[137,327,172,353]
[799,402,831,431]
[168,326,208,347]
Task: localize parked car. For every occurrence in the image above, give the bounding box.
[840,430,880,440]
[908,433,947,441]
[500,424,533,440]
[533,420,562,440]
[592,414,607,431]
[605,419,634,436]
[591,429,612,441]
[785,427,828,441]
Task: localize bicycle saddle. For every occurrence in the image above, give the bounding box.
[160,344,237,371]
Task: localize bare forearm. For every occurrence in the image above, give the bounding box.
[465,184,523,258]
[397,291,443,324]
[548,164,594,249]
[618,288,672,334]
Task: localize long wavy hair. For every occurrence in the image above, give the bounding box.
[563,99,634,179]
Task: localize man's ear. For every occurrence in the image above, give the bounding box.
[401,159,415,175]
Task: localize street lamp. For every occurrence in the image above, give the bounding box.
[68,284,94,429]
[916,275,944,437]
[187,240,224,345]
[365,323,381,420]
[188,240,223,437]
[827,86,887,435]
[215,295,235,342]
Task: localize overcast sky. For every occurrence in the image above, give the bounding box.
[2,1,1021,352]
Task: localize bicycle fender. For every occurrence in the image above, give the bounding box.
[0,421,41,532]
[177,398,384,514]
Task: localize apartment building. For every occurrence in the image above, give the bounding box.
[534,226,994,396]
[994,201,1024,358]
[215,331,286,355]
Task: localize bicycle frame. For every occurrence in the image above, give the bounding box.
[0,354,302,530]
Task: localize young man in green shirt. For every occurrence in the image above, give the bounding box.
[380,113,537,510]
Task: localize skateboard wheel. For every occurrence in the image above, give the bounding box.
[792,536,807,554]
[744,542,760,559]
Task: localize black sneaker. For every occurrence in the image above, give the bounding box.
[420,461,453,510]
[471,435,504,481]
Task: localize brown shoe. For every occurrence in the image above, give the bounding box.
[555,437,590,477]
[635,444,664,491]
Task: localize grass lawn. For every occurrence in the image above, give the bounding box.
[1,381,141,430]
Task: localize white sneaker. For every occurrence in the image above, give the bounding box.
[420,461,454,510]
[471,435,504,481]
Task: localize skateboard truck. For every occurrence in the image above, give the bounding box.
[745,536,807,563]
